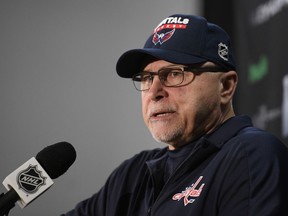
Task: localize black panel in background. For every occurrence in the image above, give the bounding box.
[203,0,235,41]
[203,0,240,107]
[203,0,288,143]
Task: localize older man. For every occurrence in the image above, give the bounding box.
[63,14,288,216]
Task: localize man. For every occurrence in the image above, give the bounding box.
[63,14,288,215]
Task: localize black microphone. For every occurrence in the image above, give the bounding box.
[0,142,76,216]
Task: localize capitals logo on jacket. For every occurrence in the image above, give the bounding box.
[172,176,205,206]
[152,16,189,45]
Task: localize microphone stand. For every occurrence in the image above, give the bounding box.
[0,192,16,216]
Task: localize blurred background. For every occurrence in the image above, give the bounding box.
[0,0,287,215]
[0,1,202,215]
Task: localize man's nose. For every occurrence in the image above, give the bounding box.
[146,75,167,101]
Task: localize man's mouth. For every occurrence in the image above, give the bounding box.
[153,112,172,117]
[150,110,176,119]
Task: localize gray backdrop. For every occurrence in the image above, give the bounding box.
[0,1,202,215]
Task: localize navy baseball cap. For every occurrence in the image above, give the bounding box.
[116,14,236,78]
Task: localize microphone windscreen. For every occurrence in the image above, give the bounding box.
[35,142,76,179]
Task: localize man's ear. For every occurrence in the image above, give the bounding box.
[220,71,238,104]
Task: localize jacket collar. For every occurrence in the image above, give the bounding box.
[203,115,253,148]
[146,115,253,183]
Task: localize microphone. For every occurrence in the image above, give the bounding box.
[0,142,76,215]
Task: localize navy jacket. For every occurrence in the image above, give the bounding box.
[63,115,288,215]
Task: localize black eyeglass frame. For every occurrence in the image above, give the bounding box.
[132,65,228,91]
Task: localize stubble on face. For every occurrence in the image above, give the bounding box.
[146,95,220,148]
[147,108,185,145]
[141,60,226,150]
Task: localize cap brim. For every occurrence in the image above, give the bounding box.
[116,48,208,78]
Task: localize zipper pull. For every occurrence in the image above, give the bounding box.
[147,207,151,216]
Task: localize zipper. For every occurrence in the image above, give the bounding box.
[147,207,151,216]
[148,138,218,215]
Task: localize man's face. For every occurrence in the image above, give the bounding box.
[141,60,227,150]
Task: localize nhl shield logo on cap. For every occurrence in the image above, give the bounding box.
[218,42,229,61]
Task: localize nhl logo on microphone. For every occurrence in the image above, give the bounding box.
[17,165,46,193]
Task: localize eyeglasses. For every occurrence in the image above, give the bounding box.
[132,65,227,91]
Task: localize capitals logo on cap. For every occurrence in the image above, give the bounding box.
[152,28,175,45]
[152,16,189,45]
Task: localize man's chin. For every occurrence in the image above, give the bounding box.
[150,128,182,145]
